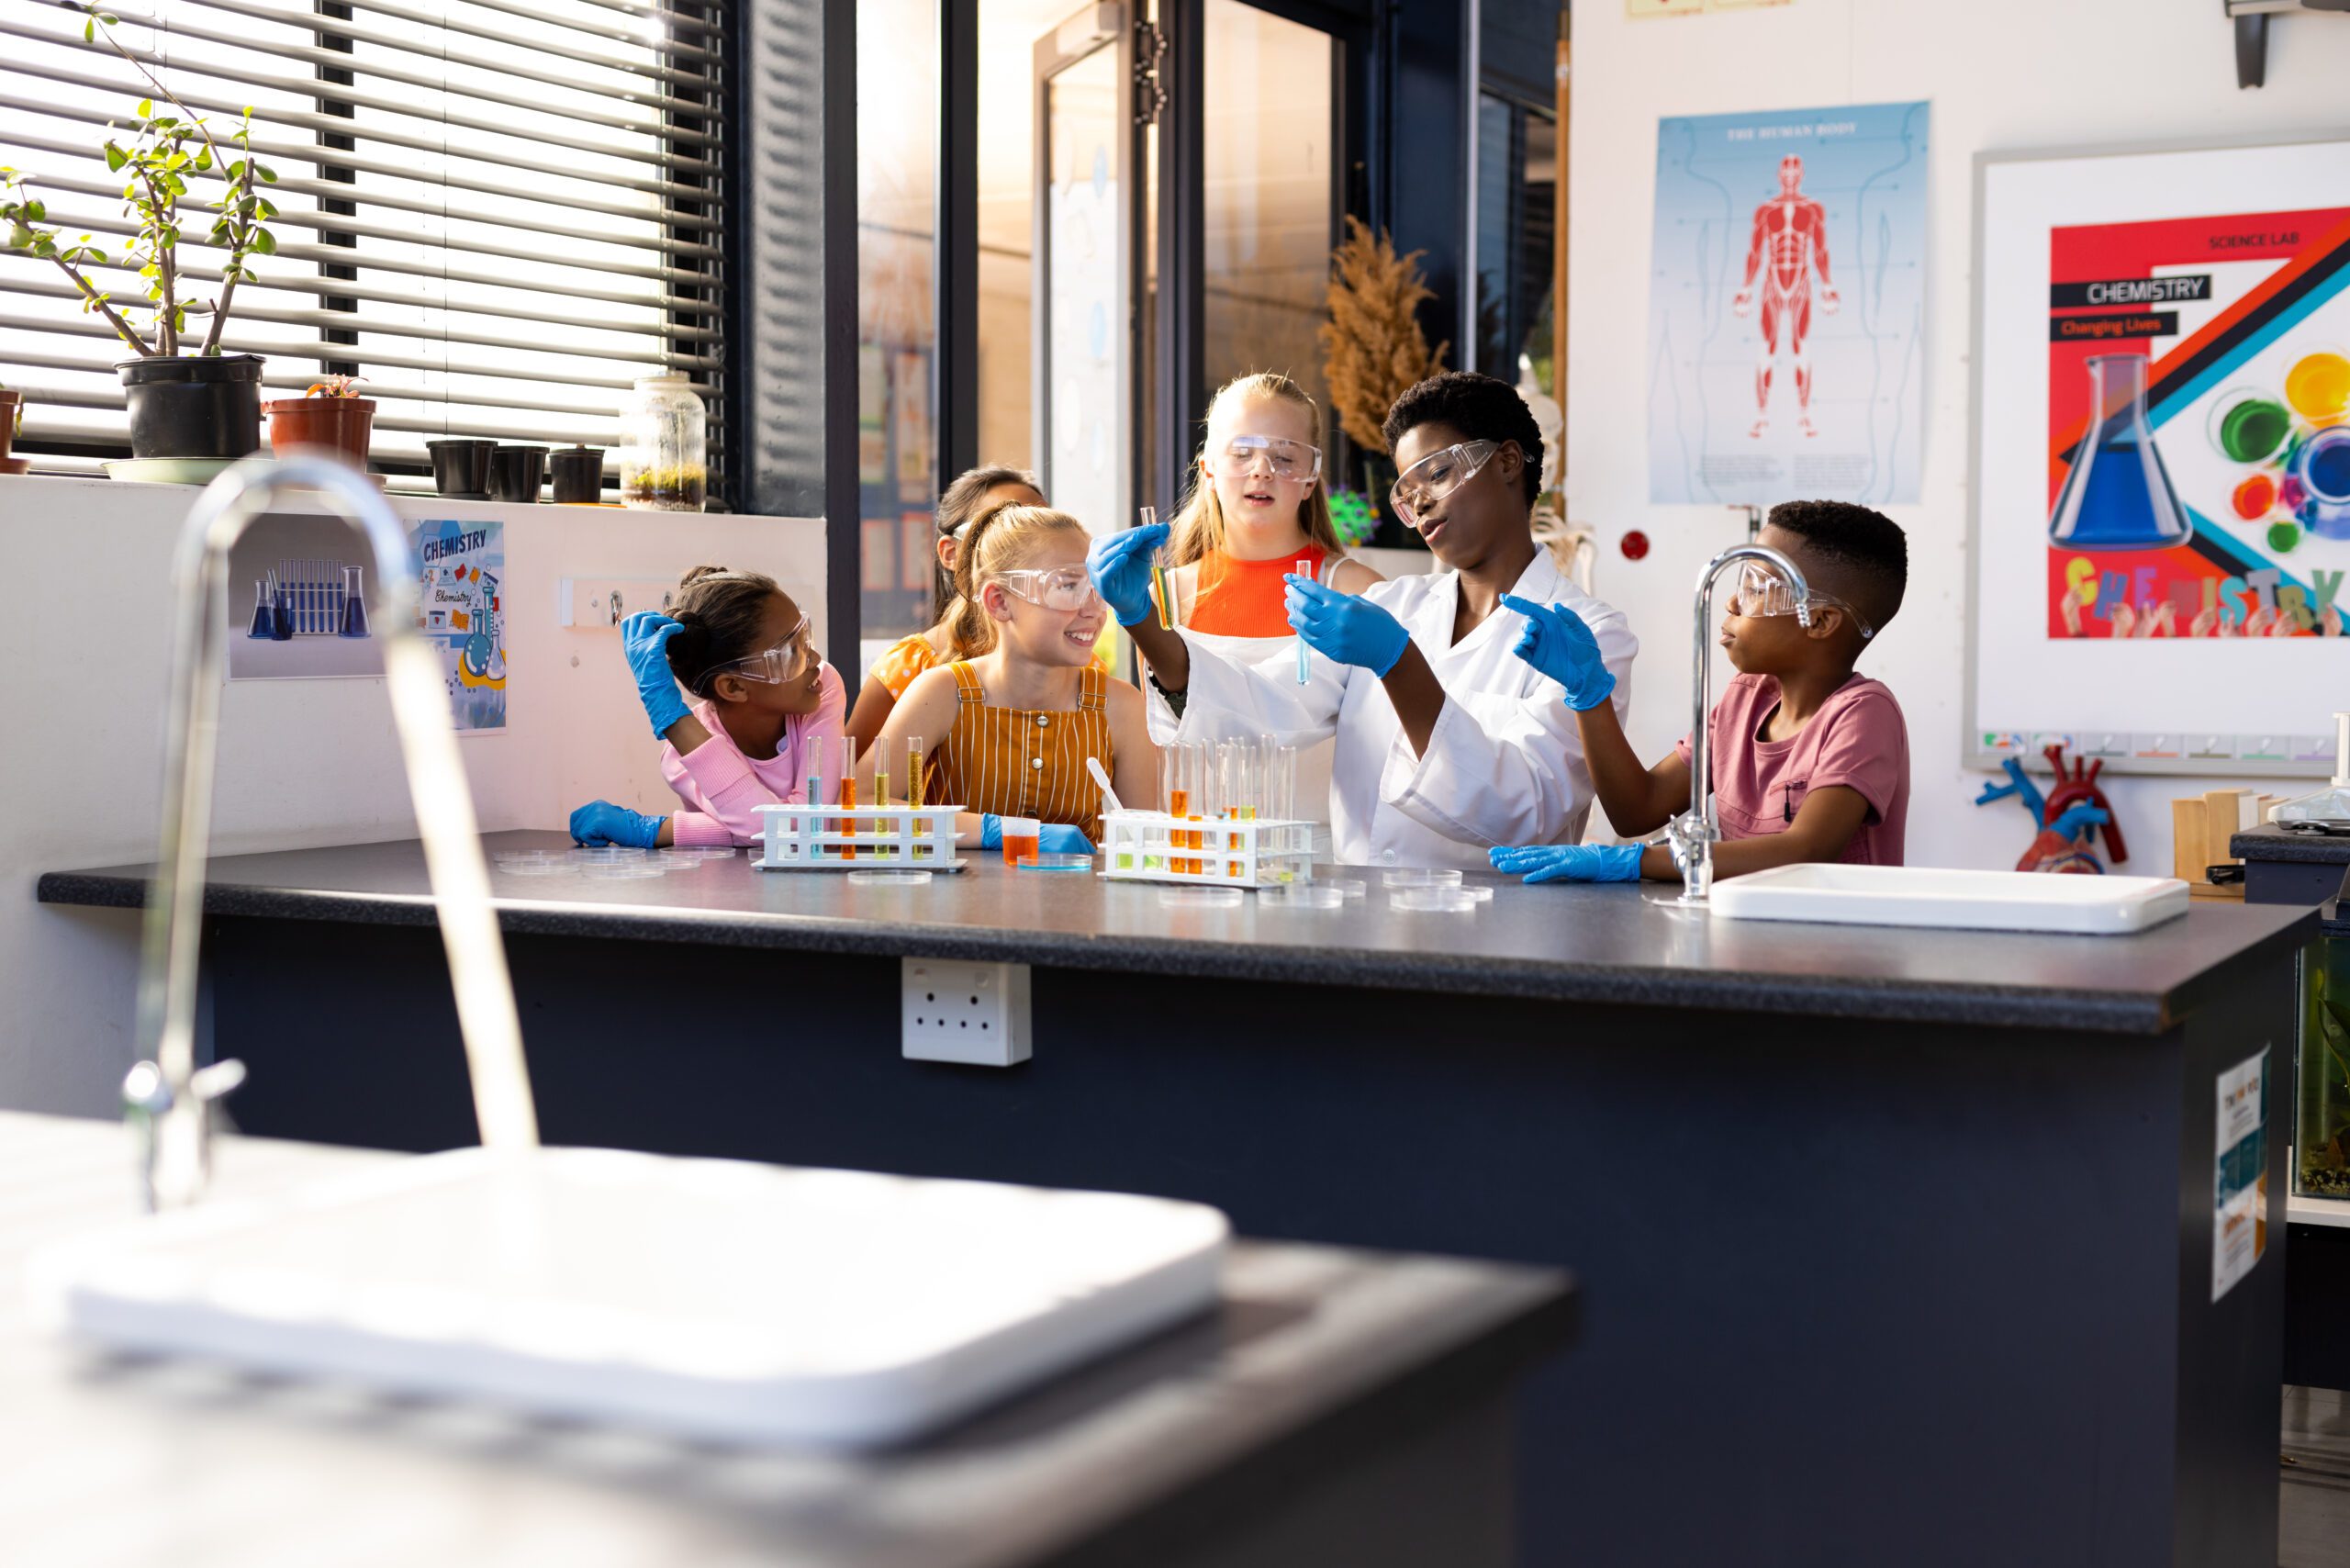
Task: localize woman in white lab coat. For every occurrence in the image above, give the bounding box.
[1089,372,1639,870]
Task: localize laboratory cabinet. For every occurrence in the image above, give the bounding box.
[41,834,2316,1568]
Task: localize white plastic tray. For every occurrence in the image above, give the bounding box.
[751,853,969,872]
[29,1147,1226,1449]
[1707,862,2191,935]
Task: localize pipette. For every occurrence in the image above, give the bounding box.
[1144,505,1176,631]
[1294,557,1314,683]
[1086,755,1123,814]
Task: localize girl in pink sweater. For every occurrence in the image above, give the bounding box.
[569,565,844,847]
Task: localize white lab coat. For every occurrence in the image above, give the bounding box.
[1147,550,1639,869]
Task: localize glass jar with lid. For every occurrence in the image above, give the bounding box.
[619,372,707,511]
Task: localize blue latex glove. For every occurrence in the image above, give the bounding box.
[569,800,666,848]
[621,610,691,737]
[2046,803,2109,842]
[1087,521,1169,627]
[1284,576,1411,677]
[1488,842,1644,884]
[1499,594,1616,711]
[979,814,1095,856]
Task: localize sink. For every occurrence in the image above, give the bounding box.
[31,1146,1227,1449]
[1708,863,2190,935]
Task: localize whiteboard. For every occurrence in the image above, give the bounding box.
[1965,137,2350,778]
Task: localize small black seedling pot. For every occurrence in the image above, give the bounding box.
[427,439,496,499]
[487,444,548,503]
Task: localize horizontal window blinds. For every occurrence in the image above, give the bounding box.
[0,0,725,489]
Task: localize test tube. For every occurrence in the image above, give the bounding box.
[1294,558,1315,683]
[836,734,859,861]
[904,735,925,857]
[1145,505,1177,631]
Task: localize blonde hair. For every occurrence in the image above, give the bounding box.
[947,502,1091,655]
[1167,372,1340,567]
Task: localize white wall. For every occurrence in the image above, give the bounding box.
[0,476,823,1116]
[1567,0,2350,870]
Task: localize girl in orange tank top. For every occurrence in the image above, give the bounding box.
[864,503,1158,855]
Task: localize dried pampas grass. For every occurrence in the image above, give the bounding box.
[1319,218,1449,454]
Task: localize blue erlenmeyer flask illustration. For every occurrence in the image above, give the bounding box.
[2046,353,2194,552]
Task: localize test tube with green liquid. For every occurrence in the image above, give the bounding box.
[1144,505,1176,631]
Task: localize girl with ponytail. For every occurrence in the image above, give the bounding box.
[568,565,845,847]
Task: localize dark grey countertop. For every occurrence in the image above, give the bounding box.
[38,832,2318,1035]
[2232,822,2350,865]
[0,1110,1572,1568]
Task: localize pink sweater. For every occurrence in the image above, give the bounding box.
[659,664,846,846]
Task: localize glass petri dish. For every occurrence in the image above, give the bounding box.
[1263,884,1345,909]
[492,848,564,865]
[1323,878,1368,901]
[846,869,933,886]
[1461,884,1495,903]
[495,861,570,877]
[1392,887,1479,913]
[1018,854,1094,872]
[1382,867,1463,889]
[1159,887,1244,910]
[577,861,667,879]
[570,846,655,861]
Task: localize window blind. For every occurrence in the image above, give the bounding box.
[0,0,726,493]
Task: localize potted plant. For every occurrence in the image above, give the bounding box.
[265,375,375,469]
[0,382,25,476]
[0,6,280,463]
[1320,218,1449,546]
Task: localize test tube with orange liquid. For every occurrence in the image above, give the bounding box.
[836,734,858,861]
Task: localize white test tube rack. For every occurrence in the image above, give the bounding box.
[754,803,968,871]
[1097,809,1315,890]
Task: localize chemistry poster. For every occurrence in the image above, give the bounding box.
[408,518,507,734]
[1647,100,1927,507]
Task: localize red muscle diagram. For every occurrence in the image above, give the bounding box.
[1732,154,1840,439]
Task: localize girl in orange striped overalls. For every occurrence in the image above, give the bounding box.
[866,503,1157,856]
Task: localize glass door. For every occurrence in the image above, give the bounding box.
[1034,4,1142,536]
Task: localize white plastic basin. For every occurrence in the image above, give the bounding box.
[28,1146,1227,1449]
[1707,862,2190,935]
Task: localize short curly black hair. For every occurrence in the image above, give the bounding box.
[1765,500,1908,630]
[1381,371,1544,507]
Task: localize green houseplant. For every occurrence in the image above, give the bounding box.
[0,6,281,462]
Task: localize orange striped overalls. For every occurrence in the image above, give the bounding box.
[934,662,1113,842]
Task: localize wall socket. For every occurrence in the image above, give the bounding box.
[901,958,1031,1067]
[557,577,678,630]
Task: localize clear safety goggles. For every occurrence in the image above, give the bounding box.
[1390,440,1496,530]
[1727,564,1875,641]
[996,565,1102,612]
[1207,433,1322,482]
[701,611,819,690]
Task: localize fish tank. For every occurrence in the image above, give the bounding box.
[2295,916,2350,1200]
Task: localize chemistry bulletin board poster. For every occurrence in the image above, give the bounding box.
[408,518,507,734]
[1647,100,1927,508]
[1971,140,2350,774]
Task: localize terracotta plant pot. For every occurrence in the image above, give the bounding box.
[265,396,375,468]
[0,389,21,463]
[118,353,264,460]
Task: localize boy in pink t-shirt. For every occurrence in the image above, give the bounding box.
[1489,500,1910,883]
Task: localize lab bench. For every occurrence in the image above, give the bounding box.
[0,1110,1572,1568]
[40,834,2319,1568]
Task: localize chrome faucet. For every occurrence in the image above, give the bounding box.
[130,455,539,1211]
[1667,543,1813,904]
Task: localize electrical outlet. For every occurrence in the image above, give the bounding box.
[558,577,678,630]
[901,958,1031,1067]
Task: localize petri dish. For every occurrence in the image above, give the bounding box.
[1323,878,1368,901]
[493,848,564,865]
[1018,853,1094,872]
[495,861,570,877]
[1159,887,1244,910]
[1263,884,1345,909]
[1392,887,1479,913]
[1382,867,1463,889]
[1461,884,1495,903]
[846,869,933,886]
[570,846,655,861]
[577,861,667,879]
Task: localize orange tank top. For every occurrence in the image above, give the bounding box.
[934,663,1113,840]
[1189,544,1330,638]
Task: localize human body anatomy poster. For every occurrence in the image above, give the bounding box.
[1970,140,2350,775]
[1647,100,1927,507]
[408,518,507,734]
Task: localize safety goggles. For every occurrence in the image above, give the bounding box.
[995,565,1102,612]
[1206,433,1322,482]
[1390,440,1496,531]
[1727,564,1875,641]
[699,611,818,691]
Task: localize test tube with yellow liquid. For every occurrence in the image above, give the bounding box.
[1143,505,1178,631]
[905,734,925,858]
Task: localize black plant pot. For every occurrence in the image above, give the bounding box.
[426,439,496,499]
[548,445,604,504]
[118,354,264,461]
[487,444,548,503]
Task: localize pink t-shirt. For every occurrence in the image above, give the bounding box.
[1673,672,1909,865]
[658,664,846,846]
